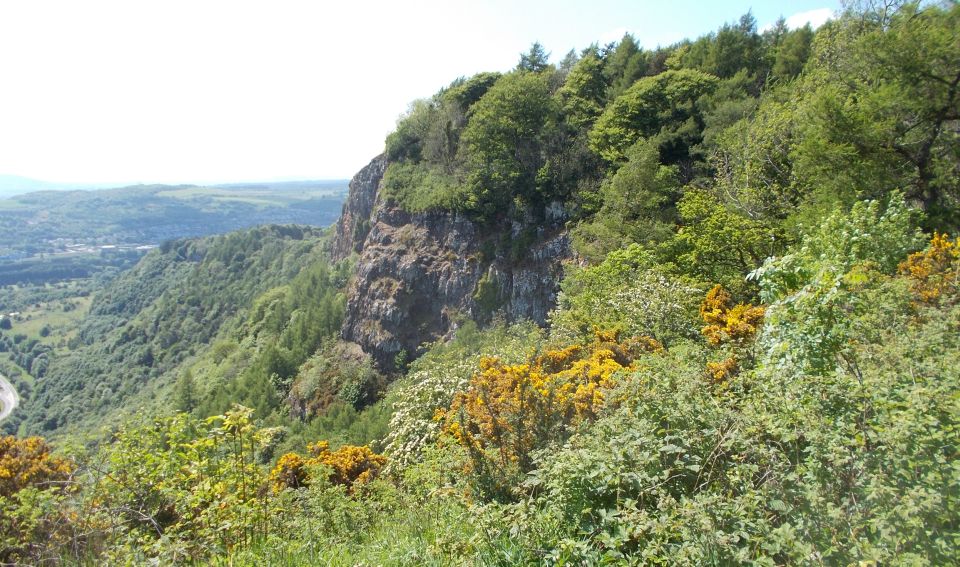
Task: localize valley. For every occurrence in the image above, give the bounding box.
[0,180,347,285]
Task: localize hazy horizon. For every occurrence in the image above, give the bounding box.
[0,173,351,199]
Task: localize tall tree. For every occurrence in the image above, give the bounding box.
[590,69,719,168]
[793,2,960,228]
[557,47,608,128]
[173,369,197,413]
[460,72,557,217]
[517,42,550,73]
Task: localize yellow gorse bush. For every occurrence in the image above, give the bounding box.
[270,441,386,492]
[699,284,765,346]
[0,435,73,498]
[899,232,959,303]
[700,285,764,384]
[442,330,660,480]
[0,436,75,564]
[706,356,738,384]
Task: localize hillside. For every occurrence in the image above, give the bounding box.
[4,225,337,436]
[1,3,958,564]
[0,181,346,285]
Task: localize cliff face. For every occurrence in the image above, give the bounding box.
[332,156,572,371]
[331,154,387,261]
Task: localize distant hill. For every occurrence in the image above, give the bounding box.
[0,180,347,248]
[0,174,70,198]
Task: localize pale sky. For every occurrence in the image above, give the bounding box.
[0,1,837,185]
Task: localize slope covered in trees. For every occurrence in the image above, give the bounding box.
[5,225,349,436]
[1,2,958,563]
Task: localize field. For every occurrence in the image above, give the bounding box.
[156,182,346,208]
[5,294,93,348]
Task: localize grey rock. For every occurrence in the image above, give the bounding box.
[331,154,387,261]
[337,156,573,372]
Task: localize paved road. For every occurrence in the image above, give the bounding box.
[0,373,18,423]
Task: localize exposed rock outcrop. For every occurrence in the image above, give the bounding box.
[333,156,573,371]
[331,154,387,261]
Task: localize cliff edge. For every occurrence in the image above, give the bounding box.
[331,155,572,371]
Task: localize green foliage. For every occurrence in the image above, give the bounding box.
[766,21,814,83]
[711,88,800,220]
[557,48,607,128]
[516,42,550,73]
[286,341,380,418]
[173,369,197,413]
[195,258,351,420]
[673,189,784,297]
[381,161,469,212]
[754,193,923,302]
[602,34,650,100]
[62,407,280,562]
[792,3,960,228]
[678,12,765,80]
[18,225,331,435]
[739,281,960,564]
[460,71,558,217]
[7,5,960,563]
[383,68,572,222]
[383,321,543,471]
[572,139,680,261]
[472,270,503,318]
[385,72,500,169]
[385,98,437,163]
[475,254,960,563]
[590,69,719,165]
[552,244,703,346]
[752,193,923,374]
[443,332,659,501]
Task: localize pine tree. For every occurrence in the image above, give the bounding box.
[173,369,197,413]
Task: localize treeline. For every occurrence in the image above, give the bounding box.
[385,2,957,289]
[382,13,813,225]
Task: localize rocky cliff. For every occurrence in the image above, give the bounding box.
[331,154,387,261]
[332,155,572,371]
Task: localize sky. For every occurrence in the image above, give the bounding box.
[0,1,838,186]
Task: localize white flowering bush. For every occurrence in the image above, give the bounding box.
[551,244,703,345]
[751,193,923,374]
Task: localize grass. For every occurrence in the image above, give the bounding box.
[0,353,34,388]
[224,488,479,566]
[156,186,346,207]
[5,294,92,350]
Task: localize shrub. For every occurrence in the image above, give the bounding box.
[441,331,660,500]
[270,441,386,492]
[899,232,960,303]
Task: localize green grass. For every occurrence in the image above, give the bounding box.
[0,353,34,388]
[156,186,345,206]
[6,294,92,350]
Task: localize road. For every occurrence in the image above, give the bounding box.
[0,373,18,423]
